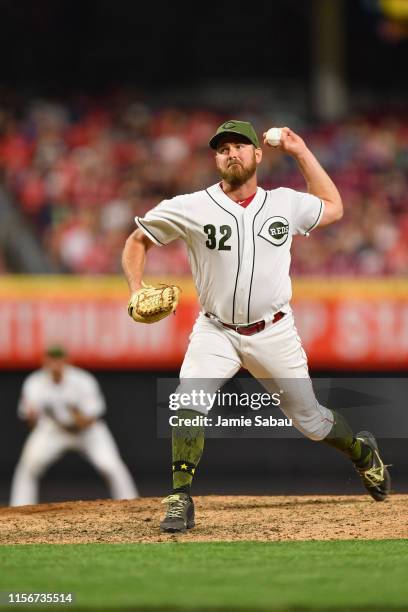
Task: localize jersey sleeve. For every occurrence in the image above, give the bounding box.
[18,374,43,419]
[75,373,106,418]
[291,190,325,236]
[135,196,187,246]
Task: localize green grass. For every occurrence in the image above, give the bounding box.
[0,541,408,610]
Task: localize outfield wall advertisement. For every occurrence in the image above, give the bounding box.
[0,277,407,370]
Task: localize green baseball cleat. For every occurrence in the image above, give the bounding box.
[160,493,195,533]
[355,431,391,501]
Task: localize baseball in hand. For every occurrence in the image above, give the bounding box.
[265,127,282,147]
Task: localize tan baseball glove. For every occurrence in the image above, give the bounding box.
[127,282,181,324]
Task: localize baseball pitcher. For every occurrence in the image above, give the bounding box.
[10,345,139,506]
[122,121,391,533]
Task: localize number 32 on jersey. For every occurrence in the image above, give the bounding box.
[204,224,232,251]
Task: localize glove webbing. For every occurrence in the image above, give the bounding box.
[141,286,174,315]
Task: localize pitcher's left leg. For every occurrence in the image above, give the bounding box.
[243,311,391,500]
[243,312,333,440]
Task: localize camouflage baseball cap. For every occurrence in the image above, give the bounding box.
[209,120,260,150]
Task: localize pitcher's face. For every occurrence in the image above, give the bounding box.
[215,137,262,187]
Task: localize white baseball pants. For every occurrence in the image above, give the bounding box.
[10,418,139,506]
[179,311,334,440]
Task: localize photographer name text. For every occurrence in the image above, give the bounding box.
[169,415,292,428]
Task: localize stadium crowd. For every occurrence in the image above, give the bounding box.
[0,96,407,276]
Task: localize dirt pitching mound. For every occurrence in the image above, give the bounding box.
[1,495,407,544]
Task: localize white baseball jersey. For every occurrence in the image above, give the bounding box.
[19,366,105,428]
[11,366,139,505]
[136,183,324,324]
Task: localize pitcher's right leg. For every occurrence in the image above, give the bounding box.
[161,315,241,533]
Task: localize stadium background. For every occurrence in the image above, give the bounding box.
[0,0,407,505]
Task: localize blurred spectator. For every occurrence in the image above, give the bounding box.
[0,94,407,276]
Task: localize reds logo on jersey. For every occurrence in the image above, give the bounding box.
[258,216,289,246]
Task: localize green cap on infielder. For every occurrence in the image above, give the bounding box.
[209,120,260,150]
[45,344,68,359]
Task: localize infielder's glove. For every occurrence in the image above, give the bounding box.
[127,282,181,324]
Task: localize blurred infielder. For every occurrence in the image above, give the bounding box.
[10,346,138,506]
[122,120,391,533]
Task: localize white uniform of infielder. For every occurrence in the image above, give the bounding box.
[123,120,390,532]
[10,350,139,506]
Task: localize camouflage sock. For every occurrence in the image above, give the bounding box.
[172,409,205,493]
[323,410,372,468]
